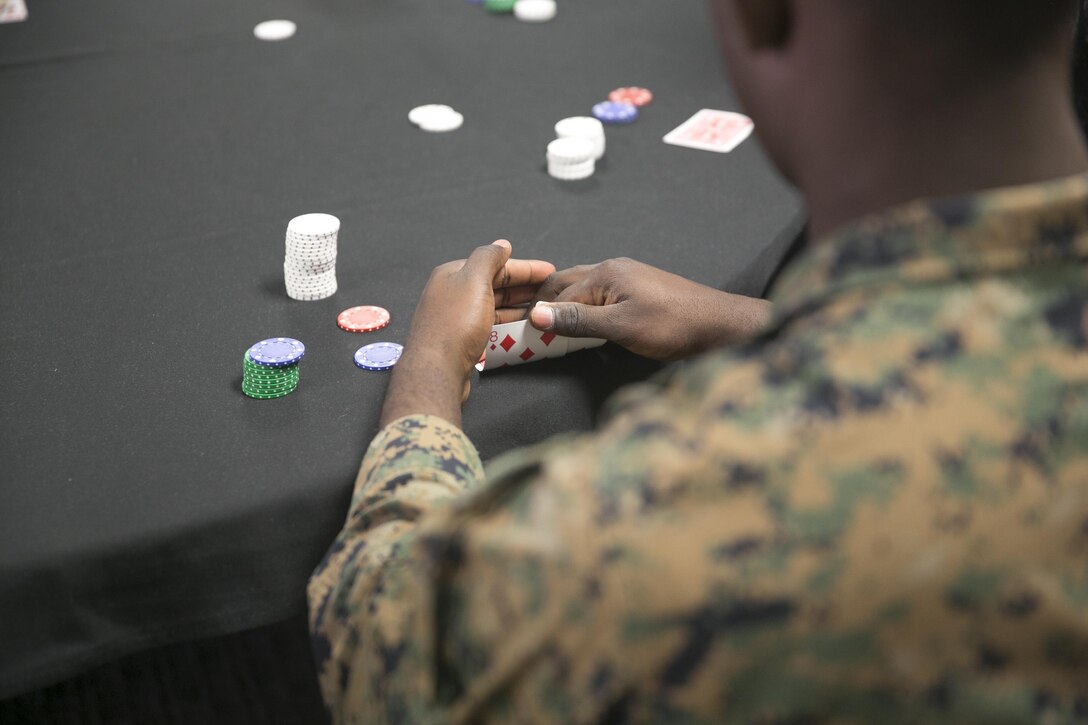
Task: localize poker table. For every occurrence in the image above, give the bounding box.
[0,0,803,698]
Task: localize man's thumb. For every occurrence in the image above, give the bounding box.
[530,301,607,339]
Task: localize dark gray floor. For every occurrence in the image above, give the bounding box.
[0,615,329,725]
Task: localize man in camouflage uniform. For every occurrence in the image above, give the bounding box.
[309,0,1088,721]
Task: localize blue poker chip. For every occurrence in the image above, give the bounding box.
[248,337,306,367]
[354,342,403,371]
[592,101,638,125]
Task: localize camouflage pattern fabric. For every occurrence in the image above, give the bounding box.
[309,174,1088,724]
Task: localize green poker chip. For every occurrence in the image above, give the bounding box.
[242,387,296,400]
[242,376,298,389]
[243,371,298,382]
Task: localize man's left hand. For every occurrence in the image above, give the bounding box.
[379,240,556,428]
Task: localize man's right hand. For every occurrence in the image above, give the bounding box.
[528,258,774,361]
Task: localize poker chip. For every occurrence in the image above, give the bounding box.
[337,305,391,333]
[514,0,556,22]
[419,109,464,133]
[253,20,297,42]
[409,104,464,133]
[354,342,403,371]
[555,116,606,160]
[408,104,455,126]
[483,0,516,12]
[608,86,653,107]
[592,101,638,125]
[241,348,301,400]
[284,213,339,301]
[248,337,306,367]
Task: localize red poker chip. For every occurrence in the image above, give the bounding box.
[337,305,391,333]
[608,86,653,107]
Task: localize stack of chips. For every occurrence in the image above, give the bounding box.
[242,337,305,399]
[546,137,596,181]
[285,213,339,301]
[472,0,556,23]
[590,87,653,126]
[555,116,606,160]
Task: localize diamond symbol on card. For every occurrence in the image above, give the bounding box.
[519,347,536,362]
[500,335,516,352]
[540,332,556,346]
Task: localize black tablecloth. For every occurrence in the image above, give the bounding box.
[0,0,803,697]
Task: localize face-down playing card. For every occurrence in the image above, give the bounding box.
[476,319,605,371]
[663,109,754,153]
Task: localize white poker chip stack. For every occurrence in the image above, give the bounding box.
[546,137,595,181]
[555,116,606,160]
[284,213,339,301]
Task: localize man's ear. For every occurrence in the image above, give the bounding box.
[733,0,791,49]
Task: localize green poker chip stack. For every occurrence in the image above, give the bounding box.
[242,353,300,399]
[483,0,516,12]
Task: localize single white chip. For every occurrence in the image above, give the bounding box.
[253,19,297,41]
[546,137,595,164]
[418,110,464,133]
[555,116,604,140]
[514,0,557,23]
[288,213,341,237]
[555,116,606,159]
[408,104,456,127]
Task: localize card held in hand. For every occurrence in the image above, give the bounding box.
[663,109,754,154]
[477,319,605,371]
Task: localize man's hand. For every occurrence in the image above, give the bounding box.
[529,258,773,361]
[380,240,556,428]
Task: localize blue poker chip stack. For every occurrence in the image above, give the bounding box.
[591,101,638,125]
[354,342,403,371]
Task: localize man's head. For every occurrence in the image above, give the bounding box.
[708,0,1080,187]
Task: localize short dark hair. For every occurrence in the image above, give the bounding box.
[1074,0,1088,137]
[867,0,1077,65]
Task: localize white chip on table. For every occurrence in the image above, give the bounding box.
[514,0,557,23]
[418,109,464,133]
[253,19,297,41]
[408,104,456,126]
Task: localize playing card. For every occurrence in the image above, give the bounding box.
[477,319,567,371]
[663,109,754,154]
[476,319,605,371]
[0,0,27,23]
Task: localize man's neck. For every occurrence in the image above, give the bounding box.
[797,58,1088,240]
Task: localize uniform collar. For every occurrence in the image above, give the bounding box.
[768,173,1088,318]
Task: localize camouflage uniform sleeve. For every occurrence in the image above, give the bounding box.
[306,413,486,721]
[304,362,782,724]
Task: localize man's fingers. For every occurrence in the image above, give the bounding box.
[462,240,513,281]
[494,307,529,324]
[494,284,542,308]
[530,301,613,339]
[494,258,557,289]
[528,267,586,306]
